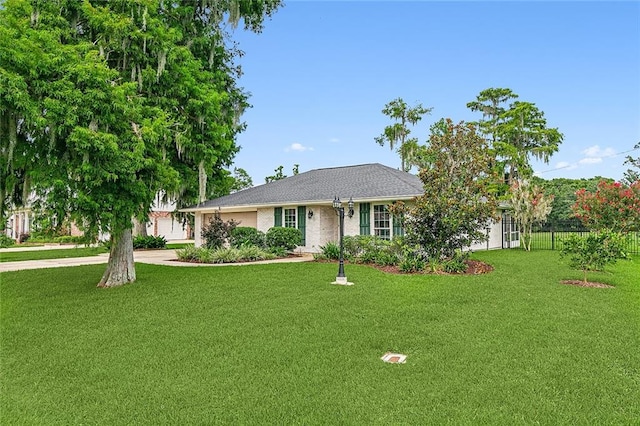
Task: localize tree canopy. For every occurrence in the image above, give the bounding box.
[391,119,500,267]
[468,88,563,184]
[375,98,432,172]
[531,176,612,228]
[0,0,281,286]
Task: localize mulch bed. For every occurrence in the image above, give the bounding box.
[560,280,615,289]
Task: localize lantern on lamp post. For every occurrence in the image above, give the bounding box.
[332,196,354,285]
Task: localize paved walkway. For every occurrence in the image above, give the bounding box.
[0,249,314,272]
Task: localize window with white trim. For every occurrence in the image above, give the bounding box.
[373,205,391,240]
[509,216,519,242]
[502,213,520,246]
[284,208,297,228]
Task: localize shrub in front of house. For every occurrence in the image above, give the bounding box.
[265,227,302,252]
[342,236,362,260]
[230,227,266,248]
[133,235,167,249]
[202,213,238,249]
[0,234,15,248]
[211,247,277,263]
[237,245,276,262]
[374,250,400,267]
[176,245,275,264]
[320,236,405,267]
[342,235,400,264]
[176,246,213,263]
[209,248,242,263]
[316,241,340,260]
[398,253,425,273]
[441,251,469,273]
[318,235,472,274]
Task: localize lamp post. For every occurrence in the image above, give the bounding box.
[332,196,354,286]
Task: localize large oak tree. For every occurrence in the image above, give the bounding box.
[0,0,281,287]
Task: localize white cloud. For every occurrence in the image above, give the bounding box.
[581,145,616,158]
[579,157,602,165]
[575,145,616,169]
[285,143,314,152]
[329,137,340,143]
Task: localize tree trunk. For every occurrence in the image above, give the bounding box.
[133,217,148,237]
[0,186,5,232]
[198,160,207,203]
[98,228,136,288]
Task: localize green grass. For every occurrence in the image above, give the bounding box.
[0,246,108,262]
[166,242,194,249]
[1,250,638,424]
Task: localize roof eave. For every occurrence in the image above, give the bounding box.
[179,194,422,213]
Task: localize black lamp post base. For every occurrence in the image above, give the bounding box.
[331,276,354,286]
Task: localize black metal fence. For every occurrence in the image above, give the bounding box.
[522,220,640,254]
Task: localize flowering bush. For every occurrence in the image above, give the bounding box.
[509,180,554,251]
[572,180,640,232]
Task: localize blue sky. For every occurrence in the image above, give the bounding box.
[230,1,640,184]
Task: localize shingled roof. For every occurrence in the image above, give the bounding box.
[183,163,424,211]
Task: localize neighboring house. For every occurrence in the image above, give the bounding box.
[4,207,34,241]
[3,195,190,242]
[181,163,519,253]
[145,198,191,241]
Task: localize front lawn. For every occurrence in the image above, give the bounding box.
[0,246,108,262]
[1,250,638,424]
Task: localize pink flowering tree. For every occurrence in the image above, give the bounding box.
[561,180,638,282]
[572,180,640,233]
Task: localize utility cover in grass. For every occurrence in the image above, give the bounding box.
[381,352,407,364]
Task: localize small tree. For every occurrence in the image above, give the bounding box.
[560,231,627,284]
[201,213,238,249]
[509,179,554,251]
[572,180,640,233]
[391,119,500,269]
[560,180,637,284]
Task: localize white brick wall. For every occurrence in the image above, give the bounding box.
[305,206,336,252]
[256,208,273,233]
[344,204,360,236]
